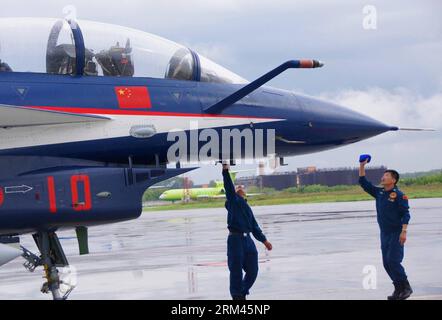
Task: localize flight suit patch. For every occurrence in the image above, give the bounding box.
[388,192,397,202]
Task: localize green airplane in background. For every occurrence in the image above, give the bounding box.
[159,171,256,202]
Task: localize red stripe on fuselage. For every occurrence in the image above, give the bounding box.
[25,106,278,120]
[0,187,4,206]
[47,176,57,214]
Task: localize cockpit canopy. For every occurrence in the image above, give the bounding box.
[0,18,247,84]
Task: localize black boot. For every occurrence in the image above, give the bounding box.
[396,280,413,300]
[232,295,246,300]
[387,282,401,300]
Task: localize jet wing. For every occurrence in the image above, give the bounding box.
[0,104,110,128]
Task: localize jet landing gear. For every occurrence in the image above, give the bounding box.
[21,231,75,300]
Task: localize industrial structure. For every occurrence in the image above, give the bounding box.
[236,166,387,190]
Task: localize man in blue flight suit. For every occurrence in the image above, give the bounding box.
[358,156,413,300]
[222,163,273,300]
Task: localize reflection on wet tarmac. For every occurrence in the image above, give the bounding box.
[0,198,441,299]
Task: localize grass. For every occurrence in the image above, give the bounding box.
[143,179,442,212]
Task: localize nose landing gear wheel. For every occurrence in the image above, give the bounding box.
[22,231,75,300]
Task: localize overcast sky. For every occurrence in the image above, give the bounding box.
[2,1,441,183]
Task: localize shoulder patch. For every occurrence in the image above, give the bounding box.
[403,195,409,200]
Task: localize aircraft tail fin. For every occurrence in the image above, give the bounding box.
[214,180,224,188]
[213,170,243,187]
[229,169,257,182]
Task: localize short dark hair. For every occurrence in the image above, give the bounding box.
[385,169,400,184]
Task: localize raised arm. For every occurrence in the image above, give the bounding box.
[358,159,378,198]
[222,164,236,201]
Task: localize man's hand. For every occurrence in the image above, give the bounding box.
[222,163,230,171]
[359,159,368,177]
[264,240,273,251]
[399,231,407,246]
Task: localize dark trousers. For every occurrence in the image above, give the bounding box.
[380,231,408,284]
[227,234,259,298]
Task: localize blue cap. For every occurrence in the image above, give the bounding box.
[359,154,371,163]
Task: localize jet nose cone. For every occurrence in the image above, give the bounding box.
[350,114,393,136]
[295,95,395,142]
[346,107,400,139]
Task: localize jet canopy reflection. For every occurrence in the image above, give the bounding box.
[0,18,247,84]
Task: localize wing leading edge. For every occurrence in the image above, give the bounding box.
[0,104,110,128]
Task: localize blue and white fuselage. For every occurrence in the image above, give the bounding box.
[0,17,403,299]
[0,19,396,234]
[0,18,394,238]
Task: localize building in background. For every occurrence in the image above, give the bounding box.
[236,166,387,190]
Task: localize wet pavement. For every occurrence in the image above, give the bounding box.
[0,198,441,300]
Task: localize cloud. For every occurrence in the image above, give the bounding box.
[188,87,442,183]
[280,87,442,176]
[1,1,440,183]
[181,42,237,66]
[2,0,441,94]
[319,87,442,130]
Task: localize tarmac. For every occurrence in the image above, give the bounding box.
[0,198,441,300]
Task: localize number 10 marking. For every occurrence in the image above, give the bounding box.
[47,175,92,213]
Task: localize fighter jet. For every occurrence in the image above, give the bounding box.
[158,171,259,201]
[159,180,226,202]
[0,17,424,299]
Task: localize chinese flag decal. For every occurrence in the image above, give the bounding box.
[115,86,152,109]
